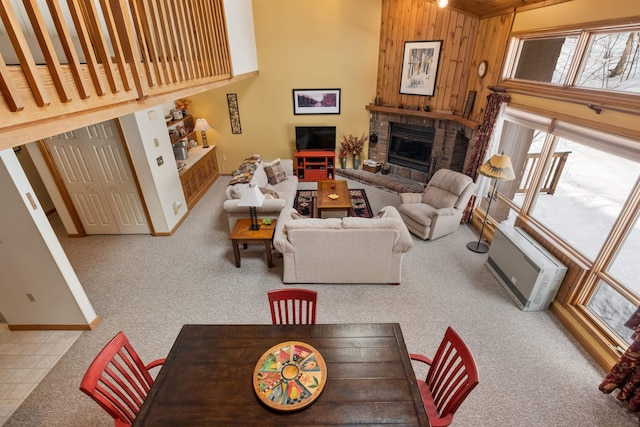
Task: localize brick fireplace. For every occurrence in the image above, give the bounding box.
[367,109,475,183]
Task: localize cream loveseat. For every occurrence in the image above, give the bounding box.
[223,156,298,231]
[273,206,413,285]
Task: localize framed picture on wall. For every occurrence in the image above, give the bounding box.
[399,40,442,97]
[292,89,341,115]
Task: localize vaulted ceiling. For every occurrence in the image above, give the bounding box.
[447,0,573,18]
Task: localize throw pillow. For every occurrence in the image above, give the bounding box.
[260,187,279,199]
[252,163,269,187]
[264,160,288,185]
[230,184,247,199]
[291,211,304,219]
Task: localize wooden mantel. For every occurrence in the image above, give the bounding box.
[365,105,479,129]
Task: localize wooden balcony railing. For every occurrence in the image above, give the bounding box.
[517,151,571,195]
[0,0,233,149]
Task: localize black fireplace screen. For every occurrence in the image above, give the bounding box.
[388,122,435,173]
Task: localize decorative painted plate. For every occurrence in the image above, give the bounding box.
[253,341,327,411]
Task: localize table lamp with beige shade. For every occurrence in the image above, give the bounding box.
[194,118,212,148]
[237,184,265,230]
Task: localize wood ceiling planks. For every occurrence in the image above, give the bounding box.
[446,0,573,18]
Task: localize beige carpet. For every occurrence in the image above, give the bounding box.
[4,177,637,426]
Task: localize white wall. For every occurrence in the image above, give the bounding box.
[119,107,188,233]
[0,149,96,326]
[224,0,259,75]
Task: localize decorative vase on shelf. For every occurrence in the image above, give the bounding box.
[353,153,360,169]
[341,156,347,169]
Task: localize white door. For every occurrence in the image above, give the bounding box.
[46,121,150,235]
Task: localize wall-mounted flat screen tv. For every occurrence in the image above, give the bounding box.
[295,126,336,151]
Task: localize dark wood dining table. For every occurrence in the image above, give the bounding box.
[133,323,430,426]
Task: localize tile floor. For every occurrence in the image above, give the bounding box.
[0,324,81,425]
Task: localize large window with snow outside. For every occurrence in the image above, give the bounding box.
[528,138,638,260]
[506,27,640,100]
[489,107,640,348]
[577,30,640,94]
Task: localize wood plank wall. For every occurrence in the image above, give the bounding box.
[376,0,514,122]
[377,0,479,113]
[468,13,515,120]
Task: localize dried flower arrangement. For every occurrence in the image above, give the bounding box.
[175,98,191,111]
[339,133,367,156]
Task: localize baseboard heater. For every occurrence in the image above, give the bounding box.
[486,224,567,311]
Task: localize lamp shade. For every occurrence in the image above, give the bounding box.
[237,184,265,207]
[478,153,515,181]
[193,118,212,132]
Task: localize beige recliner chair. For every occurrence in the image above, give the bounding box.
[398,169,475,241]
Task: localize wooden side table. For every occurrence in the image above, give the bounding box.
[228,219,277,268]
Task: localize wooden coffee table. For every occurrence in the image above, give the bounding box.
[317,180,352,218]
[229,219,277,268]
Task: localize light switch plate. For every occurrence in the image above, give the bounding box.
[154,138,159,147]
[157,156,164,166]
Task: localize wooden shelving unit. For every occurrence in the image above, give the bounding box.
[166,114,196,147]
[295,150,336,182]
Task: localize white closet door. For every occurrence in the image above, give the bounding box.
[46,121,149,235]
[82,122,149,234]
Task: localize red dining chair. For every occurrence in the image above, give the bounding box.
[410,327,479,427]
[79,332,165,426]
[268,288,317,325]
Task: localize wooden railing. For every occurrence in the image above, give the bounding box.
[517,151,571,195]
[0,0,233,149]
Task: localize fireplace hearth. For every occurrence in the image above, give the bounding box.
[388,122,435,173]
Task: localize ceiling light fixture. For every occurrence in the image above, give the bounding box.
[437,0,448,8]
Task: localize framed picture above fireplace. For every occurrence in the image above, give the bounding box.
[399,40,442,97]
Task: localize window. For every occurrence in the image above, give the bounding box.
[505,25,640,106]
[577,31,640,93]
[512,36,579,84]
[528,137,638,260]
[588,281,637,345]
[489,107,640,353]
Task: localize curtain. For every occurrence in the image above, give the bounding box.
[600,307,640,413]
[461,92,510,223]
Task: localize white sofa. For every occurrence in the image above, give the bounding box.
[273,206,413,285]
[223,158,298,231]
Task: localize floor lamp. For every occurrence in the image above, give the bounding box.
[467,152,515,253]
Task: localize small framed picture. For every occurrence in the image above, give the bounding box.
[400,40,443,97]
[177,125,187,136]
[292,89,341,115]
